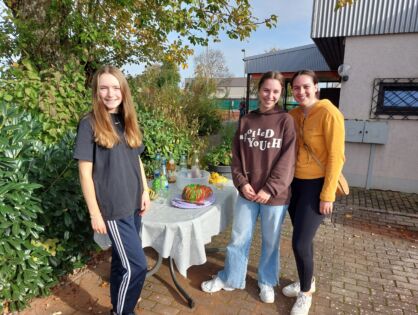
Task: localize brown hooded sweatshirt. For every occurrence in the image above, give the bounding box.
[232,106,297,205]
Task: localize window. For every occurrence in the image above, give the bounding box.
[371,78,418,119]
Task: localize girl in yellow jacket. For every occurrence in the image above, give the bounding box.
[282,70,345,315]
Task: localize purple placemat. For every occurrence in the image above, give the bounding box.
[171,194,216,209]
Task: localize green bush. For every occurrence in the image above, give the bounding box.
[0,60,90,144]
[204,122,236,167]
[130,62,207,174]
[0,104,55,313]
[29,132,96,275]
[138,110,202,177]
[183,76,222,136]
[0,61,94,311]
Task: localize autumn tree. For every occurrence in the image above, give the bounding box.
[0,0,277,79]
[194,48,231,79]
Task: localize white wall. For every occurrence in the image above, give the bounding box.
[339,33,418,193]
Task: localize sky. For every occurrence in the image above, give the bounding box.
[124,0,314,84]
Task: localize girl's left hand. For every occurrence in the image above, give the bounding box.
[319,201,333,215]
[254,189,271,204]
[139,189,150,216]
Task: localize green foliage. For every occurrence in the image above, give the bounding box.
[0,104,55,312]
[130,62,218,174]
[0,62,94,311]
[1,0,277,75]
[204,142,232,167]
[183,76,222,136]
[0,60,90,144]
[29,133,96,275]
[204,122,236,167]
[138,110,199,177]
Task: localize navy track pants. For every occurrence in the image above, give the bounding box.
[106,211,147,315]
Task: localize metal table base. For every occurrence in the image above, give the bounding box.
[145,247,226,309]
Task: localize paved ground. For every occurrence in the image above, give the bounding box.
[19,188,418,315]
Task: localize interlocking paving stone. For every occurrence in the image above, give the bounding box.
[19,187,418,314]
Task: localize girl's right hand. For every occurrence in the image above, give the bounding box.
[91,215,107,234]
[241,183,256,201]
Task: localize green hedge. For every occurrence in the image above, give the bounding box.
[0,105,55,312]
[0,61,96,312]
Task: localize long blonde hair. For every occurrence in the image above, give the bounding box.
[91,65,142,149]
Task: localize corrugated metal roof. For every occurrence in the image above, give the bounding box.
[244,44,331,74]
[312,0,418,38]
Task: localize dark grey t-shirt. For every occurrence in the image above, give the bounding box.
[74,113,144,221]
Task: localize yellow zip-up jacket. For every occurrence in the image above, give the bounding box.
[289,99,345,202]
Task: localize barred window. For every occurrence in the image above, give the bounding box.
[371,78,418,119]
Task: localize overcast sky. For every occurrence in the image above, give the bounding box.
[125,0,314,83]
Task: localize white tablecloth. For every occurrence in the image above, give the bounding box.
[142,182,237,277]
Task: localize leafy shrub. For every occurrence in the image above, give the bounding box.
[131,62,221,139]
[0,104,55,313]
[130,62,207,174]
[204,121,236,167]
[0,60,90,144]
[138,110,204,177]
[0,61,94,311]
[182,76,222,136]
[29,132,96,275]
[204,142,232,167]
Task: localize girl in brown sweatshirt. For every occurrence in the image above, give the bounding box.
[201,71,296,304]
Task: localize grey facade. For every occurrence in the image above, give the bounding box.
[312,0,418,69]
[312,0,418,38]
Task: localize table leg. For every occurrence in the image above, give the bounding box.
[169,257,195,308]
[146,253,163,278]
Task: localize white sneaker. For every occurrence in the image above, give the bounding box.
[201,276,235,293]
[258,283,275,303]
[290,292,312,315]
[282,277,316,297]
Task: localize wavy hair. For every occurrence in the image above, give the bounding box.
[90,65,142,149]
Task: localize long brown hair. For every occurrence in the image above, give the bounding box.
[91,65,142,149]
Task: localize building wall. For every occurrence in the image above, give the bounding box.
[339,33,418,193]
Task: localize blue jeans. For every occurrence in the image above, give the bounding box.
[218,195,287,288]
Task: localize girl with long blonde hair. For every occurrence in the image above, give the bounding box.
[74,65,149,315]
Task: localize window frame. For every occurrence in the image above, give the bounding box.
[371,78,418,119]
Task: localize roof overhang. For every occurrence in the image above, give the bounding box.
[250,71,340,82]
[312,37,345,70]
